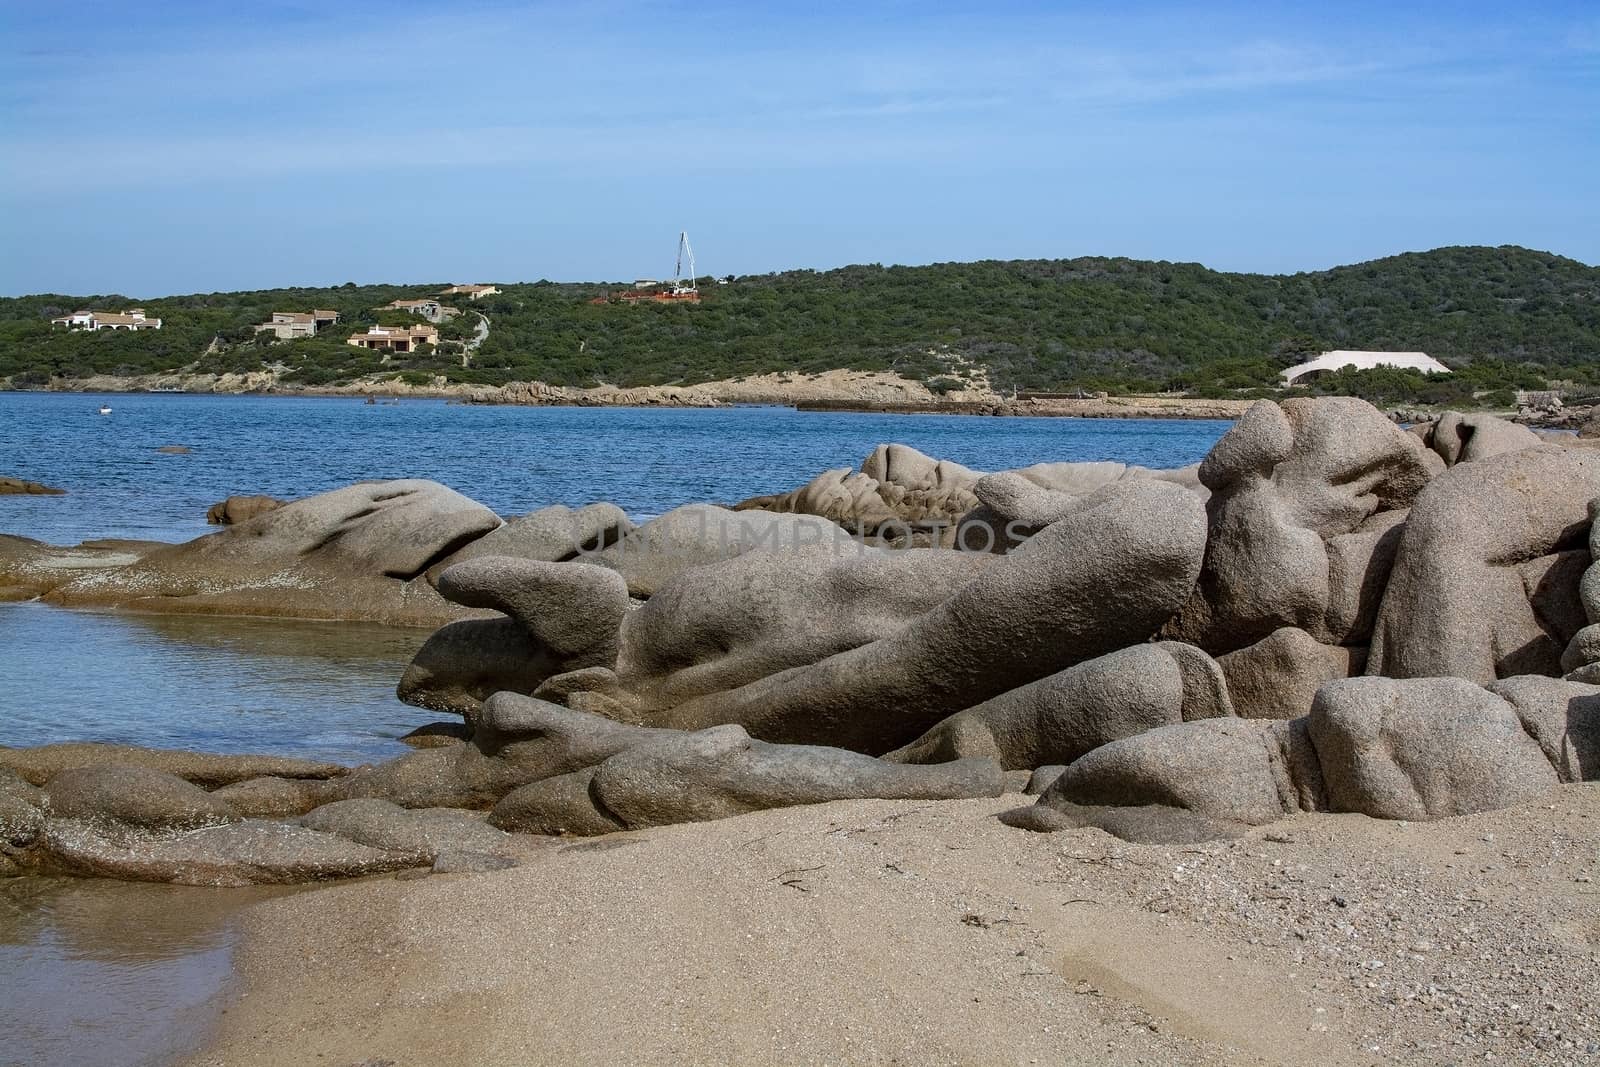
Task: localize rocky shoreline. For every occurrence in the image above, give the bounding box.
[15,371,1594,429]
[4,397,1600,1063]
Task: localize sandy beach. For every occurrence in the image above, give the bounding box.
[188,784,1599,1067]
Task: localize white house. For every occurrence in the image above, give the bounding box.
[439,284,500,300]
[1280,350,1450,386]
[51,308,163,331]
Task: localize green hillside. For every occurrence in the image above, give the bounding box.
[2,246,1595,403]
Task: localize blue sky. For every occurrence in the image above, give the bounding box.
[2,1,1596,296]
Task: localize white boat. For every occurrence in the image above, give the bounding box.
[98,404,112,415]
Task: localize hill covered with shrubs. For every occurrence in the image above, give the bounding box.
[1,245,1594,406]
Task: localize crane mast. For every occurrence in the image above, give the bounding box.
[672,231,698,296]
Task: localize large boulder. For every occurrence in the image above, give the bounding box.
[205,494,285,525]
[42,766,238,831]
[1415,411,1543,466]
[958,462,1206,552]
[1488,675,1600,783]
[590,504,856,596]
[423,502,632,581]
[0,743,347,789]
[735,444,984,539]
[1367,448,1600,683]
[1008,717,1323,837]
[0,769,46,855]
[1216,627,1365,720]
[655,480,1208,752]
[435,558,628,666]
[1308,677,1559,819]
[611,544,992,714]
[490,723,1002,835]
[32,819,417,886]
[881,642,1231,769]
[45,480,504,626]
[297,799,515,862]
[396,617,557,715]
[0,536,167,602]
[396,558,630,713]
[332,694,674,809]
[1164,398,1440,654]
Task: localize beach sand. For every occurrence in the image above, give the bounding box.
[188,785,1600,1066]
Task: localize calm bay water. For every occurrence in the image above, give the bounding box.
[0,391,1228,545]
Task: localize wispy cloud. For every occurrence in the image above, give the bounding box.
[2,1,1595,291]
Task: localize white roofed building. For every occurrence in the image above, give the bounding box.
[1280,350,1450,386]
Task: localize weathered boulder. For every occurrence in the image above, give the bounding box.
[1367,448,1600,683]
[1164,398,1440,653]
[209,775,337,818]
[1567,625,1600,676]
[1308,677,1559,820]
[0,768,46,849]
[1488,675,1600,783]
[591,504,856,597]
[655,480,1208,752]
[490,769,626,836]
[397,617,553,715]
[1011,717,1322,834]
[205,494,285,525]
[1024,765,1066,795]
[0,476,65,495]
[1000,798,1252,845]
[424,502,632,581]
[33,819,417,886]
[0,536,166,602]
[1587,500,1600,623]
[333,694,673,809]
[611,544,992,714]
[0,743,347,789]
[437,558,629,666]
[1416,411,1543,466]
[399,557,633,714]
[881,642,1230,769]
[491,723,1002,835]
[44,480,503,626]
[298,799,514,861]
[958,462,1207,552]
[398,721,472,748]
[735,444,984,538]
[1217,627,1365,720]
[42,766,238,830]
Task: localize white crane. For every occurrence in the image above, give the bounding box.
[671,231,698,296]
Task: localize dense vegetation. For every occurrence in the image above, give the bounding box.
[1,246,1595,400]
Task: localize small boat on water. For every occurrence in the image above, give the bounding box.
[97,404,112,415]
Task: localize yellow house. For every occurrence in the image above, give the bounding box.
[347,324,439,353]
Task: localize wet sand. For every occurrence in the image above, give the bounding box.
[0,877,299,1067]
